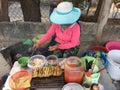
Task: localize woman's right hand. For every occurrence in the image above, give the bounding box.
[32,43,40,50]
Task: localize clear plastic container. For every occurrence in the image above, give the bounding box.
[27,55,46,69]
[64,56,84,83]
[46,55,58,66]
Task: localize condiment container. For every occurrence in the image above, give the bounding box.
[46,55,58,66]
[91,83,104,90]
[64,56,84,83]
[62,83,84,90]
[83,71,92,85]
[91,84,99,90]
[82,83,91,90]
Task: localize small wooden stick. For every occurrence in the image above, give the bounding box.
[97,67,106,73]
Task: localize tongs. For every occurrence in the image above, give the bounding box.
[28,47,36,57]
[31,49,35,56]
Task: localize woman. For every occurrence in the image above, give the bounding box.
[33,1,82,58]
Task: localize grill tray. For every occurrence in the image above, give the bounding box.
[31,74,65,88]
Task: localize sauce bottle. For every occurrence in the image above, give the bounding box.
[83,71,92,85]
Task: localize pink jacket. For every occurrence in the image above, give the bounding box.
[38,23,80,50]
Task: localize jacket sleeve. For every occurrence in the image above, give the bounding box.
[38,24,56,45]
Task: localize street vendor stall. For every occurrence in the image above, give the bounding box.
[2,55,116,90]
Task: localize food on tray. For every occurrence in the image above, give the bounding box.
[29,58,43,66]
[32,66,63,78]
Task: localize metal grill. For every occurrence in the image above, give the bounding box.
[31,74,65,89]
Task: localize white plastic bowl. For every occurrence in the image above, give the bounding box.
[27,55,46,69]
[62,83,84,90]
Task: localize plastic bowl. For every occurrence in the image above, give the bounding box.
[9,70,32,90]
[106,41,120,51]
[81,50,101,57]
[46,55,58,66]
[27,55,46,69]
[62,83,84,90]
[18,57,29,67]
[89,45,108,53]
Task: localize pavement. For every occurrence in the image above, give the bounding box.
[98,59,116,90]
[0,53,11,78]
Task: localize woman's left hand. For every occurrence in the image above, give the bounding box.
[48,44,58,51]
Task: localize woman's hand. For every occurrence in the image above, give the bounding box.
[32,43,40,50]
[49,44,58,51]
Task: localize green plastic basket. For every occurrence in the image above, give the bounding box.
[81,56,99,69]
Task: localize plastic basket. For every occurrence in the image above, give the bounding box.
[9,70,32,90]
[106,41,120,51]
[81,50,108,67]
[81,50,101,57]
[81,56,99,69]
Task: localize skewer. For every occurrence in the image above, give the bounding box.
[97,67,106,73]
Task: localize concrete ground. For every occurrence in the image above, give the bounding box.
[0,53,11,78]
[98,59,116,90]
[0,53,11,90]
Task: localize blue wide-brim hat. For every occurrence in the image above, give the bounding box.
[50,2,82,24]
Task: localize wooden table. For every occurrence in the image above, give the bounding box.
[3,58,116,90]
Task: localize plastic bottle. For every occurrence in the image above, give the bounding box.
[83,71,92,85]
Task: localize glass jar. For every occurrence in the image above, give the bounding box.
[64,56,84,83]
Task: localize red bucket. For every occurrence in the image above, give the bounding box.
[89,45,108,53]
[106,41,120,51]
